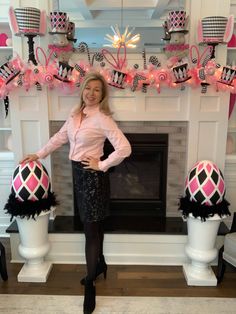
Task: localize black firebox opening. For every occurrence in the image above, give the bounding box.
[104,133,168,218]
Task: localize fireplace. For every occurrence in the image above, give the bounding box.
[50,121,187,225]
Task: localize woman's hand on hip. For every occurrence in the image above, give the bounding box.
[20,154,39,164]
[81,156,100,171]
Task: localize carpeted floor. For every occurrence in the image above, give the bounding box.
[0,295,235,314]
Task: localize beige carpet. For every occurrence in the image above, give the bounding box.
[0,294,235,314]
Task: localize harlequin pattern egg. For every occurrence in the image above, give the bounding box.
[185,160,225,206]
[11,161,50,201]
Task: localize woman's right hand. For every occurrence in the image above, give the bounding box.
[20,154,39,164]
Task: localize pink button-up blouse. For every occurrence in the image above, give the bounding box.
[36,106,132,172]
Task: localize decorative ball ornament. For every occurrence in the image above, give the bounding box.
[12,161,50,201]
[185,160,225,205]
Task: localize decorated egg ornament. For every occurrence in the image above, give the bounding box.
[12,161,50,201]
[179,160,230,221]
[185,160,225,205]
[5,161,58,220]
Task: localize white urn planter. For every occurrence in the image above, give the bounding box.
[4,161,58,283]
[179,160,231,286]
[16,209,53,282]
[183,214,224,286]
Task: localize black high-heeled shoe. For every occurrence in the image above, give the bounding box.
[83,279,96,314]
[81,255,107,285]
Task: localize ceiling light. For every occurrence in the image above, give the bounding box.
[104,0,140,48]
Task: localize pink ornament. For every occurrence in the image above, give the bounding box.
[157,70,168,82]
[0,33,8,46]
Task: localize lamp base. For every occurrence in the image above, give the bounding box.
[17,261,52,282]
[183,263,217,286]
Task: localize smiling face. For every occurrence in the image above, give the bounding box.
[82,79,103,108]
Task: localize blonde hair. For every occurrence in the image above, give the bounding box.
[73,72,112,115]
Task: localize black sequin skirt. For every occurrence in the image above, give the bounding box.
[72,161,110,223]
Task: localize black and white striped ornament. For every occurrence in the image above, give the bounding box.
[77,42,91,64]
[149,56,161,67]
[131,74,146,92]
[17,74,24,86]
[133,64,139,69]
[91,52,104,66]
[199,68,206,80]
[35,82,42,91]
[17,78,23,85]
[142,83,149,93]
[142,49,147,69]
[74,64,86,77]
[201,82,209,93]
[4,96,9,118]
[202,54,211,67]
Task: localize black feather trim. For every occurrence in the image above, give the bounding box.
[4,191,59,221]
[178,196,231,222]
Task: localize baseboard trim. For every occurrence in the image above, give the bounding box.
[9,233,225,265]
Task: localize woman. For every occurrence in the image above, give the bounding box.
[21,72,131,314]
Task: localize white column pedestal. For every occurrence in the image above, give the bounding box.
[18,261,52,282]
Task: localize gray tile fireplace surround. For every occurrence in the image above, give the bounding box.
[50,121,188,217]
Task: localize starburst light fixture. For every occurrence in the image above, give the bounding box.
[104,25,140,48]
[104,0,140,48]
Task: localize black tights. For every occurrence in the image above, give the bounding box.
[84,221,104,281]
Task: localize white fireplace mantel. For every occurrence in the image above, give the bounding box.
[7,0,231,175]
